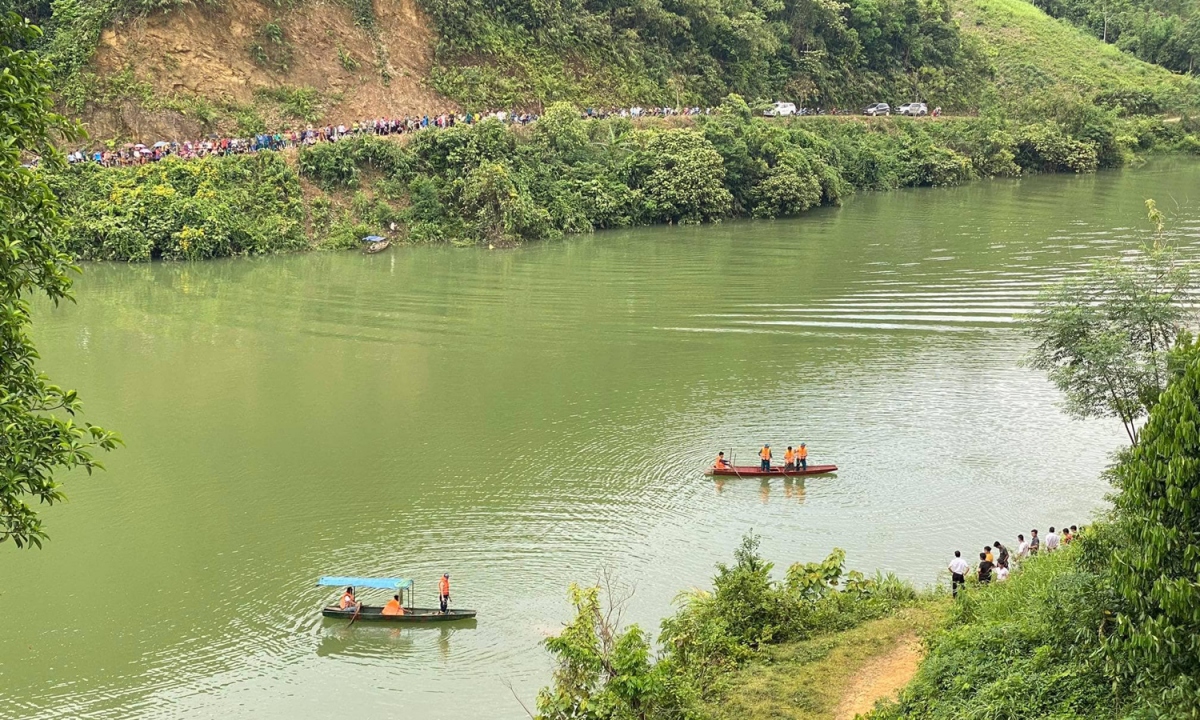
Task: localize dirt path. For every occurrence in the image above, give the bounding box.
[833,633,922,719]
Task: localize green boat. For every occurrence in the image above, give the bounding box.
[320,605,477,622]
[318,575,477,623]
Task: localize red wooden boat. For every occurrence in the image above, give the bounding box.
[706,464,838,477]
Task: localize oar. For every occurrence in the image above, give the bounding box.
[347,602,363,628]
[729,449,746,480]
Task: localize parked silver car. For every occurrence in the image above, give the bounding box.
[864,103,890,116]
[897,102,928,116]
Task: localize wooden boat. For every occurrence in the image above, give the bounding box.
[321,606,477,623]
[706,464,837,477]
[318,575,477,624]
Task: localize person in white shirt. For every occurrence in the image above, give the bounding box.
[948,551,969,598]
[1016,533,1030,560]
[1046,526,1060,552]
[995,564,1010,581]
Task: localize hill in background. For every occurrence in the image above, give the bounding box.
[5,0,1197,141]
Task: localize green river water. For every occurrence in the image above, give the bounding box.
[3,159,1199,719]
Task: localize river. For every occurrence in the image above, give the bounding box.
[3,159,1198,719]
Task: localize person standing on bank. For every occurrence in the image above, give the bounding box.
[438,573,451,613]
[977,552,994,584]
[948,551,969,598]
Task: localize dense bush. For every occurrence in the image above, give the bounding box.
[873,544,1126,720]
[48,153,307,260]
[48,98,1200,259]
[536,534,918,720]
[418,0,992,110]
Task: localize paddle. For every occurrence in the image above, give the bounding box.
[347,601,362,628]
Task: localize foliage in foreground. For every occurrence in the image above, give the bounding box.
[876,337,1200,720]
[1019,231,1195,446]
[0,14,118,549]
[536,535,918,720]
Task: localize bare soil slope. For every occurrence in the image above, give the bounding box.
[85,0,452,140]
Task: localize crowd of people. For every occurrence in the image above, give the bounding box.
[947,524,1082,597]
[64,105,718,168]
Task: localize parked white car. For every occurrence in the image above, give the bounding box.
[763,102,797,117]
[897,102,929,116]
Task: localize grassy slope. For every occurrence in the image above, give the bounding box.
[706,600,948,720]
[955,0,1199,106]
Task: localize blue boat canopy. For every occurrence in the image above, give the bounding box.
[362,235,386,243]
[318,576,413,590]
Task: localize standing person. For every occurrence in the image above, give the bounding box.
[977,552,994,584]
[784,446,795,471]
[1016,533,1029,560]
[1062,527,1073,544]
[1029,529,1040,556]
[1046,527,1060,552]
[984,545,994,564]
[797,443,808,471]
[438,573,451,613]
[994,540,1009,569]
[948,551,969,598]
[759,444,772,472]
[995,564,1010,582]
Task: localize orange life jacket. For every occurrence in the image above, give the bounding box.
[784,449,795,463]
[760,447,771,460]
[382,599,403,616]
[715,455,728,467]
[339,592,355,609]
[439,577,450,595]
[798,446,808,459]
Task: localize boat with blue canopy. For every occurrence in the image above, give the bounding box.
[360,235,390,254]
[318,576,476,623]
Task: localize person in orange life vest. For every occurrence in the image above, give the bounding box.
[784,446,795,471]
[382,593,405,616]
[797,443,808,471]
[339,586,359,611]
[439,573,451,613]
[713,451,730,469]
[759,444,772,472]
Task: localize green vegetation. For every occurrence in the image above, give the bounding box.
[711,602,945,720]
[956,0,1199,111]
[42,97,1200,260]
[420,0,992,110]
[870,219,1200,719]
[48,152,308,260]
[1032,0,1200,74]
[0,14,118,549]
[249,20,294,72]
[873,543,1123,719]
[536,534,922,719]
[1020,236,1194,445]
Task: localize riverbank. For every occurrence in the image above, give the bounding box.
[709,601,947,720]
[47,97,1200,260]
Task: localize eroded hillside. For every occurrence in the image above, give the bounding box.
[81,0,453,140]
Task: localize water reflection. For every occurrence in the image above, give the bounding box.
[4,161,1196,720]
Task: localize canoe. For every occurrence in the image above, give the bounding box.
[322,605,477,623]
[363,239,390,254]
[706,464,837,477]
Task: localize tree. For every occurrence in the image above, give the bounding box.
[0,14,118,549]
[1108,336,1200,716]
[1020,204,1194,445]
